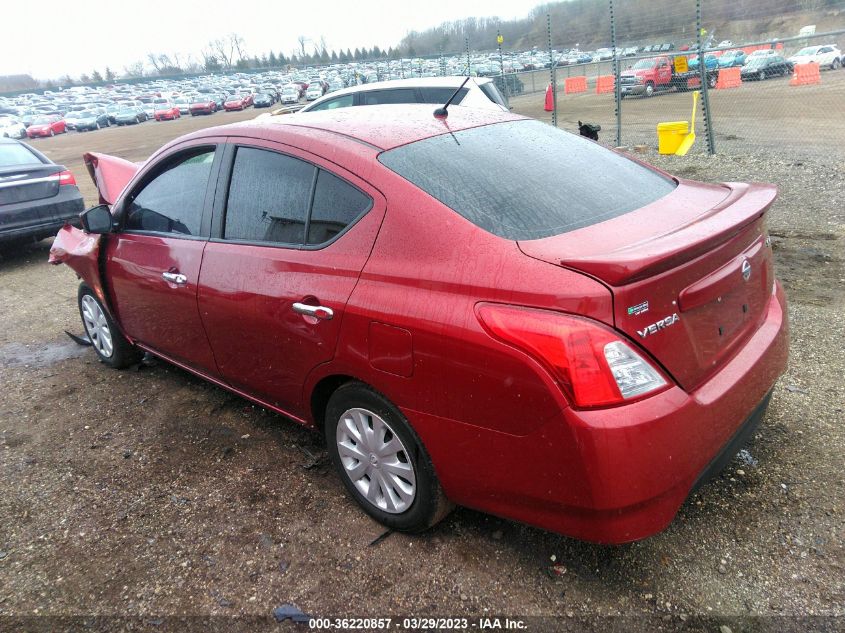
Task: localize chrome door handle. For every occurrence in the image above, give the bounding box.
[292,302,333,320]
[162,272,187,285]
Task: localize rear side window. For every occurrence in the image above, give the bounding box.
[379,120,676,240]
[479,82,508,108]
[307,170,372,245]
[125,149,214,236]
[361,89,417,105]
[225,147,315,244]
[417,87,467,105]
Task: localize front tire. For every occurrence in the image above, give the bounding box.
[832,58,841,70]
[644,82,654,97]
[77,284,141,369]
[325,382,452,532]
[760,70,767,80]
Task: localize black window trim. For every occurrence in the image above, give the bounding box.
[210,141,374,251]
[117,143,221,241]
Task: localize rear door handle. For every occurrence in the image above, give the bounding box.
[292,302,333,320]
[162,271,188,285]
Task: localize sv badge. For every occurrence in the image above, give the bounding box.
[638,313,680,339]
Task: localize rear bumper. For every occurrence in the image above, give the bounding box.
[0,187,84,242]
[408,282,789,543]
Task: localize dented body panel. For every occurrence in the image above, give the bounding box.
[49,225,107,305]
[83,152,142,205]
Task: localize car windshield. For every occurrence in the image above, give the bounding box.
[32,117,52,124]
[118,108,136,114]
[0,143,41,166]
[633,59,656,69]
[154,99,168,105]
[795,47,818,56]
[746,57,770,67]
[379,120,676,240]
[78,111,96,117]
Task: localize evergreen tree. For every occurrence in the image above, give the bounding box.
[269,51,278,66]
[91,70,103,82]
[104,67,115,81]
[353,47,361,60]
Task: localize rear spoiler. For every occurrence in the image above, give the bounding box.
[556,182,777,286]
[83,152,141,205]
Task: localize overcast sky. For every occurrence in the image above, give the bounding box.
[1,0,543,79]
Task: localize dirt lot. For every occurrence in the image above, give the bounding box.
[0,97,843,632]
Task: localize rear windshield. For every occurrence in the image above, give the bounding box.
[378,120,676,240]
[0,143,42,167]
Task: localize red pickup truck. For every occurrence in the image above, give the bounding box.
[619,55,718,97]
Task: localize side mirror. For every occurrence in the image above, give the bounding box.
[80,204,113,234]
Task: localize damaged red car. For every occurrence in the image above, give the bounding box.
[51,105,788,543]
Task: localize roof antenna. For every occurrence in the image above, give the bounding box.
[434,76,471,119]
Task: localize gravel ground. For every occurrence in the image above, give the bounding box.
[0,106,843,632]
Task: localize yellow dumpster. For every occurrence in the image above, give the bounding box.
[657,121,689,155]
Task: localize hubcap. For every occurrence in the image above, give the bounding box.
[336,408,416,514]
[80,295,114,358]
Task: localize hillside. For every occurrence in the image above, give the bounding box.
[398,0,845,54]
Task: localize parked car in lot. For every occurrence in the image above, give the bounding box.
[718,50,746,67]
[252,93,275,108]
[688,53,719,71]
[172,97,191,115]
[620,55,717,97]
[280,88,300,105]
[26,115,66,138]
[153,99,181,121]
[74,109,111,131]
[305,85,324,101]
[0,116,27,139]
[62,111,85,130]
[788,44,841,70]
[298,76,508,113]
[0,137,83,249]
[114,106,148,125]
[223,95,251,111]
[189,97,218,116]
[740,55,793,80]
[51,105,788,544]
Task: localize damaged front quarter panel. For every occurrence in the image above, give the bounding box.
[49,224,107,305]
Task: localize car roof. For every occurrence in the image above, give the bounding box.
[193,103,524,152]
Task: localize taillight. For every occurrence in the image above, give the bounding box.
[476,304,669,408]
[57,170,76,186]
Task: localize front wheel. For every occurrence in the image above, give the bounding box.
[78,284,141,369]
[759,70,767,80]
[325,382,452,532]
[644,82,654,97]
[832,58,841,70]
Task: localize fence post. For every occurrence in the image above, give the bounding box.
[696,0,716,154]
[498,29,507,100]
[466,37,471,75]
[548,13,557,127]
[610,0,622,146]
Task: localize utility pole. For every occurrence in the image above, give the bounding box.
[466,37,471,75]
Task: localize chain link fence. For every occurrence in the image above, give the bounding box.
[421,0,845,157]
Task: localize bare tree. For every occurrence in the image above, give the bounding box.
[297,35,308,59]
[124,61,145,78]
[209,38,234,68]
[229,33,246,62]
[146,53,162,73]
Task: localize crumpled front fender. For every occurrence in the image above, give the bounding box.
[49,224,107,305]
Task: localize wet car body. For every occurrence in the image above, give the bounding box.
[51,106,788,543]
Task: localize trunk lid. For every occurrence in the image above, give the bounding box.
[517,179,777,391]
[0,164,61,206]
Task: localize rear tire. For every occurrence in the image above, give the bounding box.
[325,382,453,532]
[832,58,841,70]
[760,70,767,80]
[77,284,142,369]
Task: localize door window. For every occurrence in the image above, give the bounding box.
[307,170,372,245]
[307,95,354,111]
[224,147,315,244]
[124,149,214,236]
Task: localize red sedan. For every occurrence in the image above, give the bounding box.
[189,98,217,116]
[27,115,66,137]
[223,95,250,111]
[153,100,181,121]
[50,106,788,543]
